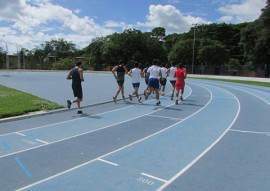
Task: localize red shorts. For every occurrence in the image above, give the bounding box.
[175,82,185,91]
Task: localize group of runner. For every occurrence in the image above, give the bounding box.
[66,59,186,114]
[112,59,187,106]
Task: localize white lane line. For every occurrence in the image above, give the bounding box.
[147,114,182,121]
[157,83,241,191]
[16,88,201,191]
[35,139,49,144]
[1,86,194,159]
[230,129,270,135]
[196,80,270,105]
[98,158,119,166]
[0,106,136,138]
[141,172,167,183]
[0,101,181,159]
[15,132,26,136]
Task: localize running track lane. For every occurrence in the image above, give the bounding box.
[162,80,270,191]
[11,82,240,191]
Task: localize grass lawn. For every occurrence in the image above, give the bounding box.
[192,77,270,87]
[0,84,62,119]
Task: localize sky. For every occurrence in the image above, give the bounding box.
[0,0,267,54]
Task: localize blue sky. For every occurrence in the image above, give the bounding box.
[0,0,267,54]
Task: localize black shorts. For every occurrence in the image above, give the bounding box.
[160,78,167,86]
[72,86,83,99]
[117,80,124,86]
[170,80,176,87]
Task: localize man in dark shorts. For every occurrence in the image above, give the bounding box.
[144,59,162,105]
[66,61,84,114]
[112,60,128,103]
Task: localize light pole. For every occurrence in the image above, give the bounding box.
[192,24,197,74]
[15,44,22,69]
[1,41,9,70]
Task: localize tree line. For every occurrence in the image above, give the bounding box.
[1,0,269,76]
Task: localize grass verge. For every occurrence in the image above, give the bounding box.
[191,77,270,87]
[0,84,62,119]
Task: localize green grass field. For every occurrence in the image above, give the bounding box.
[193,77,270,87]
[0,85,61,119]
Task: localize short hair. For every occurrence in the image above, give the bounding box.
[119,60,126,65]
[134,62,139,68]
[152,59,160,65]
[76,61,82,66]
[178,63,183,68]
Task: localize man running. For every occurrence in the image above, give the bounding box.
[166,62,177,100]
[66,61,84,114]
[128,62,142,103]
[112,60,128,103]
[159,63,168,96]
[145,59,161,105]
[174,63,187,105]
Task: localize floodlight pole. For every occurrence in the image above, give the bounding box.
[15,44,22,69]
[192,24,197,74]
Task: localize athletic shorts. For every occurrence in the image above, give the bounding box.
[170,80,176,87]
[132,83,140,88]
[148,78,159,89]
[72,86,83,99]
[117,80,124,86]
[175,83,185,91]
[160,78,167,86]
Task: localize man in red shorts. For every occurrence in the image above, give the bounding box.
[174,63,187,105]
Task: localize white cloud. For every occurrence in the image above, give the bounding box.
[0,0,114,53]
[137,5,210,34]
[217,0,266,23]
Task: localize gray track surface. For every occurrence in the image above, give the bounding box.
[0,71,269,191]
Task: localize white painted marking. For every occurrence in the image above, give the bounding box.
[147,114,182,121]
[17,88,207,191]
[98,158,118,166]
[157,83,241,191]
[230,129,270,135]
[35,139,49,144]
[141,172,167,183]
[137,176,155,185]
[15,132,26,136]
[22,139,37,145]
[1,87,193,159]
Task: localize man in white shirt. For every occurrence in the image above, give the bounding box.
[159,63,168,96]
[128,62,142,102]
[145,59,161,105]
[166,62,177,100]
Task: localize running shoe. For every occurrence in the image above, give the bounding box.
[175,100,179,105]
[77,110,83,114]
[129,94,133,101]
[138,97,142,103]
[67,100,72,109]
[113,96,117,103]
[156,101,161,105]
[180,96,183,101]
[170,95,173,100]
[122,96,126,100]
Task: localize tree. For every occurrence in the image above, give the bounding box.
[197,39,228,69]
[151,27,166,42]
[240,0,270,70]
[168,39,194,67]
